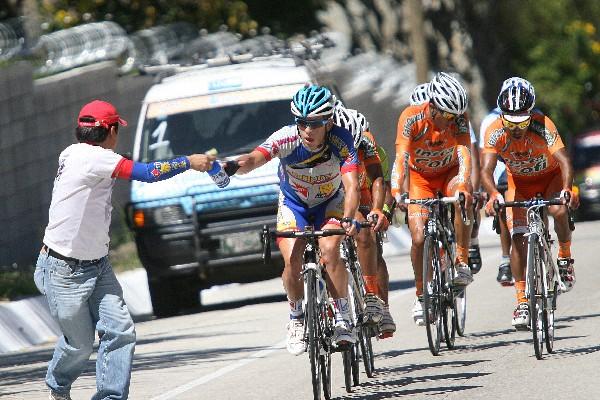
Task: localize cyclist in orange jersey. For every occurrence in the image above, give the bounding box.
[391,72,474,326]
[333,103,391,330]
[481,77,579,330]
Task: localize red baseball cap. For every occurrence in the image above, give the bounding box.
[78,100,128,129]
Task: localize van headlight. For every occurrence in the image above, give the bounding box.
[131,205,187,228]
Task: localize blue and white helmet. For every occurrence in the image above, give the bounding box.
[428,72,468,114]
[291,85,335,118]
[497,77,536,114]
[333,102,362,148]
[410,83,430,105]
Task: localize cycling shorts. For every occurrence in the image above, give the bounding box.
[505,171,562,235]
[408,166,465,219]
[276,190,344,231]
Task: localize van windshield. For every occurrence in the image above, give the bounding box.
[139,99,294,161]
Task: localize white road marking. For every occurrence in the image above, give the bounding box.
[150,340,287,400]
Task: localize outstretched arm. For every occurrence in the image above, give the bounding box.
[235,150,268,175]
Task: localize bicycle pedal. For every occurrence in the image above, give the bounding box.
[378,332,394,339]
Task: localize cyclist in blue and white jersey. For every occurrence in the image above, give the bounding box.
[234,85,361,355]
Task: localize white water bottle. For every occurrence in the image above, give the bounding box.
[207,161,230,188]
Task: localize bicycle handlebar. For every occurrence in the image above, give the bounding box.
[402,193,469,225]
[261,225,347,265]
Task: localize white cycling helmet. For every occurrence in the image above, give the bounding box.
[354,111,370,132]
[410,83,430,105]
[333,104,362,148]
[427,72,468,114]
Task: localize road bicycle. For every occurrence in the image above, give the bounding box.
[340,217,378,391]
[402,192,468,355]
[494,193,574,359]
[262,225,346,400]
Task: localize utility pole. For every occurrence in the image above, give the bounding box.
[406,0,429,82]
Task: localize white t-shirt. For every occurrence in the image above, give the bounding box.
[43,143,123,260]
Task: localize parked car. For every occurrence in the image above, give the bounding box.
[573,130,600,220]
[125,54,338,317]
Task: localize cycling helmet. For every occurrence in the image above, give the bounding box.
[497,77,536,118]
[427,72,468,114]
[410,83,430,105]
[333,104,362,148]
[291,85,335,118]
[354,111,370,132]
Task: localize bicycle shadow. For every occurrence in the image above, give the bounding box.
[337,360,488,399]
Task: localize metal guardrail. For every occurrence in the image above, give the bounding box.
[0,18,340,76]
[0,17,25,61]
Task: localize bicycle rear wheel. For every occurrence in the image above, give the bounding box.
[358,325,374,377]
[306,270,323,399]
[527,234,544,360]
[423,235,442,355]
[342,350,352,392]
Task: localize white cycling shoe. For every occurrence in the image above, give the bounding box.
[286,319,307,356]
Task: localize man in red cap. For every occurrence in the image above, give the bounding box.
[34,100,215,400]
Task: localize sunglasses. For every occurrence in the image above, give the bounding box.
[501,116,531,130]
[431,105,457,121]
[295,117,329,129]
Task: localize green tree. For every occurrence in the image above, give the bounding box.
[472,0,600,139]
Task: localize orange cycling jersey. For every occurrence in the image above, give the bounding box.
[391,102,472,197]
[482,111,564,180]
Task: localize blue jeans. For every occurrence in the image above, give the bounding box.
[34,250,136,400]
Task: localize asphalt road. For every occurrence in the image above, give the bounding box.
[2,220,600,400]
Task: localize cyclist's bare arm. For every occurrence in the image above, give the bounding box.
[366,163,385,211]
[481,152,498,196]
[470,143,481,191]
[235,150,268,175]
[341,169,360,219]
[552,148,574,191]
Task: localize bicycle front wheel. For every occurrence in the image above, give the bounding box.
[454,287,467,337]
[527,234,544,360]
[442,265,455,349]
[306,270,323,399]
[423,235,442,355]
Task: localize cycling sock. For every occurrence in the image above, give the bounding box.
[558,241,571,258]
[333,297,351,325]
[364,275,379,295]
[470,238,479,246]
[456,245,468,264]
[288,299,303,319]
[515,280,526,304]
[500,255,510,265]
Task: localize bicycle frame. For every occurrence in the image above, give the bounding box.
[523,204,565,299]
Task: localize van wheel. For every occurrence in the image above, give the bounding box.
[148,275,201,318]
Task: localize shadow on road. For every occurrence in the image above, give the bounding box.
[337,359,488,399]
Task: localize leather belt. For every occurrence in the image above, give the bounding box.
[43,245,101,264]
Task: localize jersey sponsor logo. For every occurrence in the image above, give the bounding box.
[505,153,548,175]
[403,112,426,139]
[316,182,335,198]
[510,149,532,160]
[290,181,309,198]
[287,169,337,185]
[530,121,558,147]
[414,147,454,169]
[55,161,65,182]
[487,128,505,147]
[329,134,350,159]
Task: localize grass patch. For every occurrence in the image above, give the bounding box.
[109,241,141,274]
[0,267,38,301]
